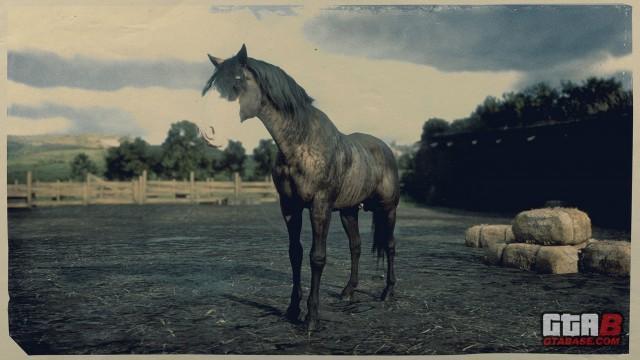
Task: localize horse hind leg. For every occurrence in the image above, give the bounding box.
[373,207,397,301]
[339,207,361,302]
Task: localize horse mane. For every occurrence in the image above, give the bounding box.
[202,54,314,119]
[246,58,314,119]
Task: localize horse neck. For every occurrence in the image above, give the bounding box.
[257,102,319,161]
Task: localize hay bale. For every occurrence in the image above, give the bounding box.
[502,243,541,271]
[512,208,591,245]
[465,225,483,247]
[579,240,630,276]
[535,246,579,274]
[465,224,514,248]
[572,238,598,251]
[483,242,507,266]
[479,225,515,248]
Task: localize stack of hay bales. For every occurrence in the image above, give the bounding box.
[465,224,515,248]
[504,208,591,274]
[464,224,516,267]
[465,208,630,276]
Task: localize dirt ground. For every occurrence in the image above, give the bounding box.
[8,202,630,355]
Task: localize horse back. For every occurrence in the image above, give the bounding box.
[346,133,398,175]
[334,132,400,209]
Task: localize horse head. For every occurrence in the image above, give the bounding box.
[202,44,263,122]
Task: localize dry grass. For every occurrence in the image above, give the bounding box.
[8,203,630,355]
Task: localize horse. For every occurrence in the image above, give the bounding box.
[202,44,399,332]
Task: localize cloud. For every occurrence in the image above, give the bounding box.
[513,54,634,89]
[304,5,631,82]
[8,50,212,91]
[210,5,301,19]
[7,102,145,136]
[5,116,72,136]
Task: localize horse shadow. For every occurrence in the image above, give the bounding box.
[221,293,306,326]
[222,289,382,329]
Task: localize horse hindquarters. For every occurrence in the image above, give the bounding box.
[372,207,397,300]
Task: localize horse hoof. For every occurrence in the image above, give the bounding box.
[380,286,394,301]
[340,286,355,302]
[305,316,320,333]
[341,293,354,302]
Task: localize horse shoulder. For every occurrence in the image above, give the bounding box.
[272,150,320,203]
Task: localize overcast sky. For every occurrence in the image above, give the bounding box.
[6,4,632,148]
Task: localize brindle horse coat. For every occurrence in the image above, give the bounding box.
[203,45,399,332]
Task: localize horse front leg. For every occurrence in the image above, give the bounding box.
[339,207,361,302]
[306,198,331,332]
[281,200,303,322]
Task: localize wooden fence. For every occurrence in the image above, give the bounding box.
[7,171,278,208]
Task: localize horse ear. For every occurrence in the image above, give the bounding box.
[208,54,222,68]
[237,44,247,65]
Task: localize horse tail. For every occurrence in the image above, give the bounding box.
[371,210,388,263]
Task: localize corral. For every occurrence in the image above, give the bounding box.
[8,203,629,355]
[7,172,277,208]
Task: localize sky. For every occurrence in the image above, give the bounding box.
[5,3,633,149]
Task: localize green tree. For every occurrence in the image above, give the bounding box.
[105,137,157,180]
[560,77,628,119]
[420,118,450,141]
[449,116,483,133]
[500,91,527,127]
[521,82,559,124]
[159,120,214,180]
[444,77,631,135]
[252,139,278,179]
[403,76,633,206]
[221,140,247,177]
[477,96,498,121]
[70,153,98,181]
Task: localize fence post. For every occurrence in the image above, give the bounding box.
[189,171,195,203]
[132,179,138,204]
[26,171,32,206]
[139,170,147,204]
[83,174,89,205]
[144,170,148,203]
[136,176,140,204]
[139,176,144,204]
[143,170,147,204]
[56,180,61,203]
[233,172,241,205]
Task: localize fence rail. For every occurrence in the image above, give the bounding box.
[7,171,278,208]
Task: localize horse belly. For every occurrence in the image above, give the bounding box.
[333,160,379,209]
[333,189,370,209]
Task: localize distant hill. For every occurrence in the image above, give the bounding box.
[7,134,121,183]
